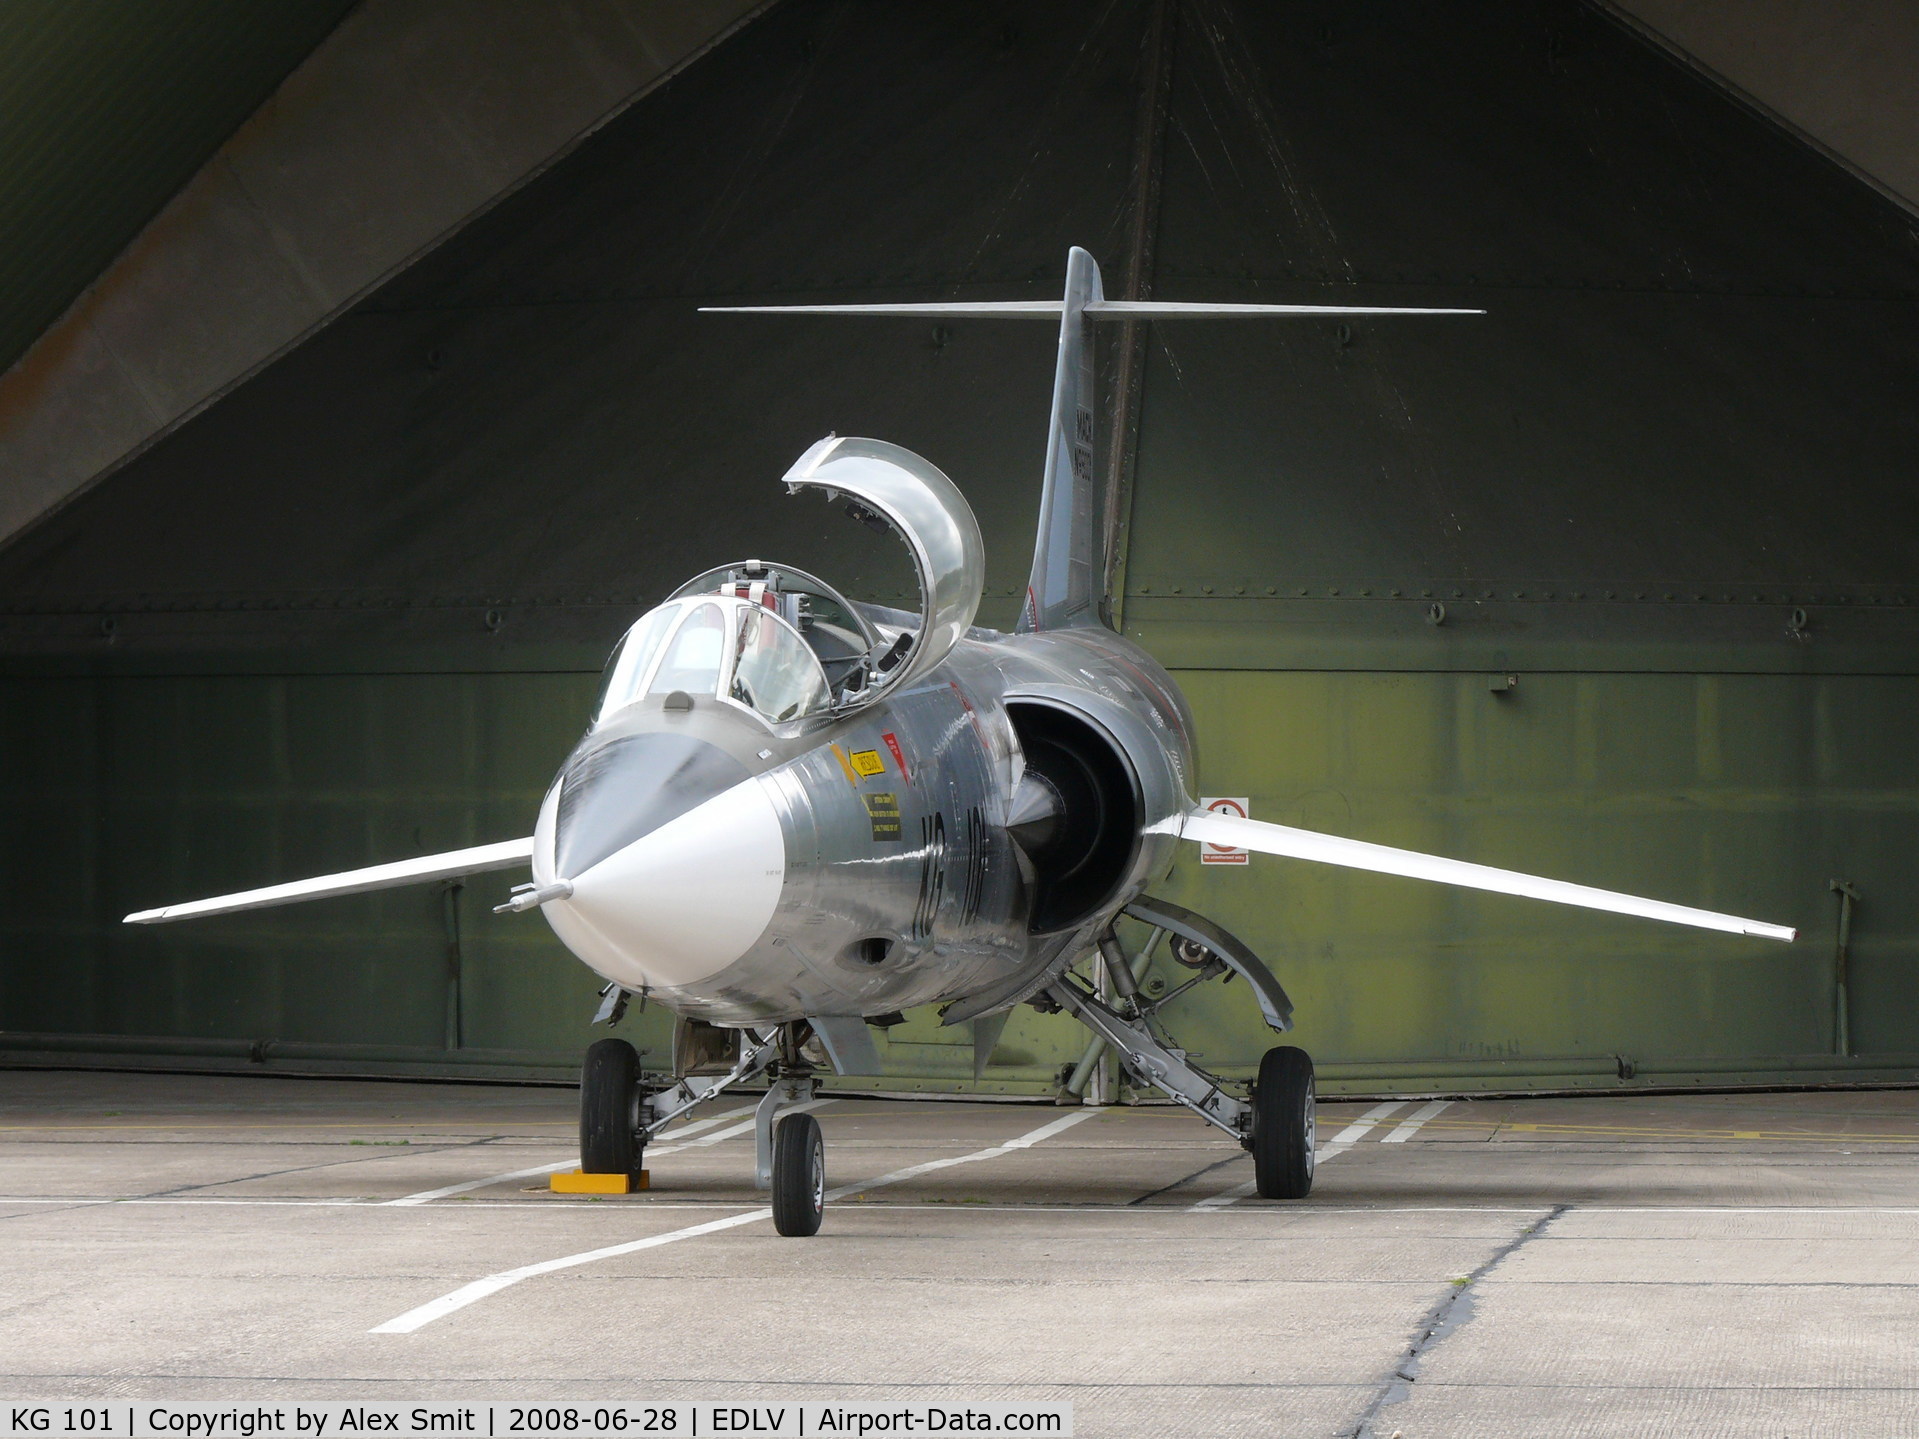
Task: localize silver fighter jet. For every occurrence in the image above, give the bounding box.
[128,248,1795,1235]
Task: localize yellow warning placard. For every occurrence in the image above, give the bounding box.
[850,748,886,777]
[863,791,902,841]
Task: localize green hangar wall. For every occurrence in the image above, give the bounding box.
[2,0,1917,1094]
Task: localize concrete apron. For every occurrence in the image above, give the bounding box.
[2,1070,1917,1437]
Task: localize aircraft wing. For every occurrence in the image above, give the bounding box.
[123,837,535,925]
[1179,809,1796,942]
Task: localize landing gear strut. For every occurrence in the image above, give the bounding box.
[1046,902,1315,1199]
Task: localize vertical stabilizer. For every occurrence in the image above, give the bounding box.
[699,247,1480,637]
[1020,246,1105,632]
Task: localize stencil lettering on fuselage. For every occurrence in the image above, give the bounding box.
[912,811,947,941]
[958,805,986,926]
[863,791,902,842]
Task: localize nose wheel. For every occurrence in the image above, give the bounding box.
[1250,1045,1315,1199]
[580,1036,644,1176]
[771,1111,825,1236]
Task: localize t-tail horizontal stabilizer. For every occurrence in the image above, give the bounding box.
[1179,809,1796,943]
[697,301,1484,319]
[123,837,535,924]
[703,245,1483,637]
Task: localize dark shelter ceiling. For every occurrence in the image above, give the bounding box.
[1,0,1916,654]
[0,0,358,374]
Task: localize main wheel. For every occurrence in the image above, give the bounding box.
[1251,1045,1315,1199]
[770,1112,825,1237]
[580,1037,643,1175]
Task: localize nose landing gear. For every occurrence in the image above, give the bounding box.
[771,1111,826,1236]
[573,1021,831,1234]
[579,1036,645,1177]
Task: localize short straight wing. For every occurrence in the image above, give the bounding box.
[1181,809,1796,942]
[124,837,535,925]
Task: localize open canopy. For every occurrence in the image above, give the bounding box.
[781,436,986,703]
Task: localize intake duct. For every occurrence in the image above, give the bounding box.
[1006,700,1141,934]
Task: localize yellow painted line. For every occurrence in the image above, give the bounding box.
[1381,1099,1451,1143]
[830,743,861,785]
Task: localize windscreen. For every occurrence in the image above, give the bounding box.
[592,602,680,723]
[646,602,729,699]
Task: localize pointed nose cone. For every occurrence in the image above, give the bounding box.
[552,732,751,879]
[543,776,787,990]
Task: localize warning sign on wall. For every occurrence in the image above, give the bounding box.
[1198,796,1250,864]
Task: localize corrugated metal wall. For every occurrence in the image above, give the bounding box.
[2,0,1915,1092]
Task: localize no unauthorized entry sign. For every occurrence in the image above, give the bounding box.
[1198,796,1249,864]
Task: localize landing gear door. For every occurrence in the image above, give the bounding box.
[781,436,985,704]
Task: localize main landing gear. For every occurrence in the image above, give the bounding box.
[574,1019,829,1234]
[1249,1045,1315,1199]
[1043,896,1316,1199]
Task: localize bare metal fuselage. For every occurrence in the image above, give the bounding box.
[531,619,1196,1026]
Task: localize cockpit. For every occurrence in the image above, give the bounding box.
[592,561,884,730]
[593,436,989,733]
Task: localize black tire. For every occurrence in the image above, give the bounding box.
[771,1112,825,1237]
[580,1037,642,1175]
[1251,1045,1315,1199]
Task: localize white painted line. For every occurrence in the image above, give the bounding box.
[382,1103,769,1206]
[1186,1131,1363,1211]
[369,1106,1100,1333]
[1189,1178,1257,1211]
[651,1099,835,1156]
[1381,1100,1452,1143]
[824,1107,1100,1200]
[383,1160,577,1207]
[1327,1101,1409,1144]
[647,1102,764,1140]
[369,1207,775,1332]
